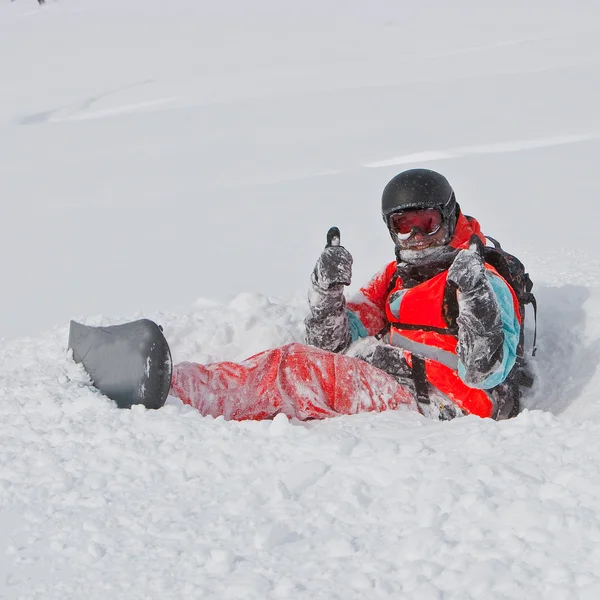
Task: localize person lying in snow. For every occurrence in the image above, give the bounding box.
[71,169,531,421]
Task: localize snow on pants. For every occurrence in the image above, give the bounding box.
[170,343,418,421]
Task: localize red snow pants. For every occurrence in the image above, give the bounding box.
[170,343,417,420]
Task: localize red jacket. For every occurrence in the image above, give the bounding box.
[347,213,521,417]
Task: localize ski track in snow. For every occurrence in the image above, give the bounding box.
[364,133,600,168]
[49,97,182,123]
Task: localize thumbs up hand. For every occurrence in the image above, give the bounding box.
[313,227,353,289]
[447,237,486,293]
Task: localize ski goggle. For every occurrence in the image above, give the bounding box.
[389,209,443,240]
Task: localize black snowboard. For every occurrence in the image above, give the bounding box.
[68,319,172,409]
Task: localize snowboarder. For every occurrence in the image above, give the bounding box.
[71,169,531,421]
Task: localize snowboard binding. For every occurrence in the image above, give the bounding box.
[68,319,172,409]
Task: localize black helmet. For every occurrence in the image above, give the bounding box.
[381,169,458,240]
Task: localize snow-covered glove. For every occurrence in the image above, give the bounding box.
[447,239,504,387]
[312,227,353,290]
[305,227,353,353]
[447,242,486,292]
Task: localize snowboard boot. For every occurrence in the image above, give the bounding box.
[68,319,172,409]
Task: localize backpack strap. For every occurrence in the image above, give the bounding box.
[486,235,502,249]
[411,355,430,405]
[529,293,538,357]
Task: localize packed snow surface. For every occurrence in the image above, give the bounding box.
[2,0,600,598]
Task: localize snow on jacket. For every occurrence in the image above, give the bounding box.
[305,212,521,420]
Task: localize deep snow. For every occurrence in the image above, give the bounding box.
[2,0,600,598]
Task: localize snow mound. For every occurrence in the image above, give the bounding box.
[2,286,600,598]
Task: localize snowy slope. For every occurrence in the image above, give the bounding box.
[3,297,600,599]
[2,0,600,598]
